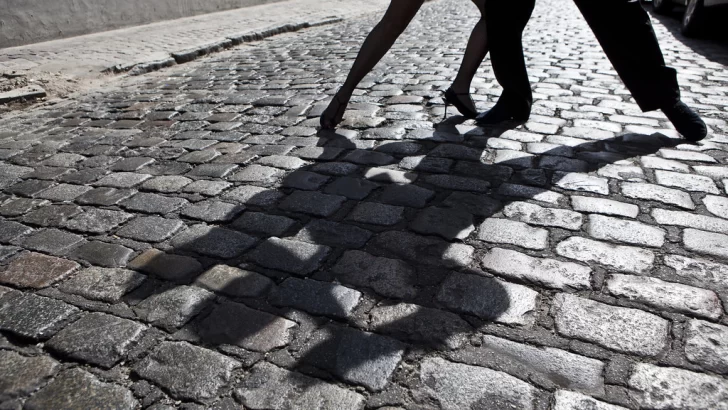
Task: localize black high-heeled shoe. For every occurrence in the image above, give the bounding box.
[320,93,348,130]
[443,87,478,119]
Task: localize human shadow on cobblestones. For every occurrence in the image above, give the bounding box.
[128,125,684,402]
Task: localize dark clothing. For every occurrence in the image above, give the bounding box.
[487,0,681,112]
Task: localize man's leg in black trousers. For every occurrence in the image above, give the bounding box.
[476,0,536,125]
[573,0,706,140]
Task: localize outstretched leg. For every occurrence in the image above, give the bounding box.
[574,0,706,141]
[448,0,489,117]
[321,0,425,129]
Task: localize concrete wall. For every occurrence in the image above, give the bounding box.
[0,0,284,48]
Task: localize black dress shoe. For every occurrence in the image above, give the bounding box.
[662,101,707,142]
[475,99,530,125]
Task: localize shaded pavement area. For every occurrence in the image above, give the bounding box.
[0,0,727,408]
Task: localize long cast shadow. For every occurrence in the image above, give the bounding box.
[124,108,683,403]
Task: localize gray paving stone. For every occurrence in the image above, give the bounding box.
[654,170,720,194]
[553,172,609,195]
[21,204,82,227]
[556,237,654,273]
[0,350,59,401]
[93,172,152,188]
[399,155,453,173]
[194,264,273,298]
[134,341,239,402]
[58,267,146,303]
[482,248,591,290]
[71,241,134,268]
[368,231,473,269]
[128,249,203,282]
[442,191,502,217]
[621,182,695,209]
[597,164,645,181]
[190,299,296,352]
[418,357,537,410]
[256,155,307,170]
[270,278,361,318]
[281,170,329,190]
[278,190,346,217]
[498,183,565,204]
[298,325,405,391]
[704,195,728,220]
[47,312,146,368]
[330,250,417,299]
[18,228,84,255]
[693,165,728,180]
[236,362,365,410]
[663,254,728,291]
[74,187,136,206]
[683,229,728,259]
[0,197,47,217]
[7,179,55,197]
[503,201,583,230]
[248,237,330,275]
[437,272,539,326]
[230,211,296,236]
[222,185,285,206]
[628,363,728,410]
[471,335,606,395]
[323,176,378,200]
[24,368,138,410]
[369,302,473,349]
[553,293,669,356]
[170,224,257,259]
[424,174,489,192]
[0,291,79,340]
[141,175,193,193]
[571,196,639,218]
[653,209,728,234]
[381,183,436,208]
[182,179,232,196]
[684,319,728,374]
[588,214,665,247]
[294,219,372,248]
[553,390,627,410]
[135,285,214,332]
[0,220,32,243]
[121,192,189,214]
[62,208,133,233]
[0,252,79,288]
[35,183,93,202]
[229,164,284,184]
[181,200,244,222]
[409,207,475,240]
[606,274,722,319]
[116,216,184,242]
[477,218,549,250]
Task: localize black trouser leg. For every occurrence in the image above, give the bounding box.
[573,0,680,111]
[485,0,536,110]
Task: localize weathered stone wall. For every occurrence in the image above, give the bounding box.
[0,0,284,48]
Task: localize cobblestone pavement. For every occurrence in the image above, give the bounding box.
[0,0,389,78]
[1,0,728,408]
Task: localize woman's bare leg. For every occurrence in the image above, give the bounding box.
[321,0,425,128]
[450,0,488,113]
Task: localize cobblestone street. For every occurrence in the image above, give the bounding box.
[1,0,728,408]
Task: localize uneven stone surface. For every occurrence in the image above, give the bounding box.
[629,363,728,410]
[0,252,79,289]
[481,248,591,290]
[587,214,665,247]
[236,362,365,410]
[556,237,654,273]
[269,278,361,318]
[46,312,146,368]
[684,320,728,374]
[0,351,59,401]
[194,264,273,298]
[418,357,537,410]
[24,368,138,410]
[553,294,669,356]
[553,390,627,410]
[134,341,239,402]
[477,218,549,250]
[0,291,79,340]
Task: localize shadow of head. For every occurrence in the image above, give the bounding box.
[122,124,682,400]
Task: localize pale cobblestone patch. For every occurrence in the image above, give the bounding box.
[503,202,583,230]
[481,248,591,290]
[654,170,720,194]
[571,196,638,218]
[588,214,665,247]
[477,218,549,250]
[553,391,627,410]
[620,182,695,209]
[628,363,728,409]
[556,237,654,273]
[553,294,669,356]
[606,274,723,319]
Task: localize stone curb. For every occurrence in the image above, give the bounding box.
[103,16,344,76]
[0,85,47,104]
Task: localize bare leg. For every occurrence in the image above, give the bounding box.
[321,0,425,129]
[451,0,488,105]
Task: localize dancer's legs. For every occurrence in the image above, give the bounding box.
[451,0,488,96]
